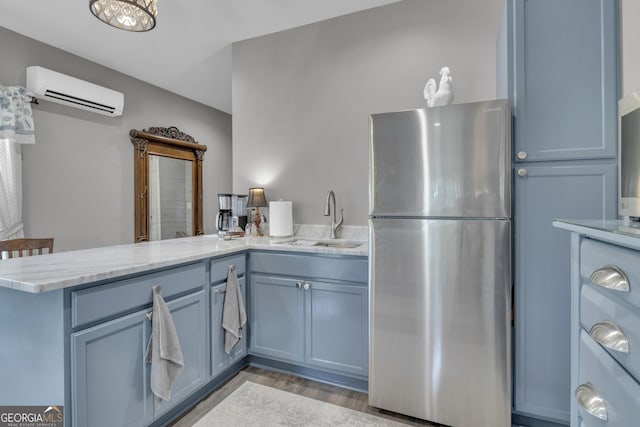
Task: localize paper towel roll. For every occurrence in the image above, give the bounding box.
[269,200,293,237]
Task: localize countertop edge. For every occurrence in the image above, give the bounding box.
[0,239,368,294]
[553,220,640,251]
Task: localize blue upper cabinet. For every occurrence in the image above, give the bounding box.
[498,0,620,424]
[506,0,618,162]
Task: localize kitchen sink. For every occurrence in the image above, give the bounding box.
[313,241,365,248]
[271,239,366,249]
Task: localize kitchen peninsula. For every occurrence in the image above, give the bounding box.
[0,234,368,427]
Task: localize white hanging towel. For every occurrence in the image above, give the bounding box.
[222,265,247,354]
[145,285,184,401]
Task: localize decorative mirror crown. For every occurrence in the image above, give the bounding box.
[141,126,198,144]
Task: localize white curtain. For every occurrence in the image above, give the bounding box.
[148,155,162,240]
[0,86,35,240]
[0,141,23,240]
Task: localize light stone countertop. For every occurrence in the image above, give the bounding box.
[0,233,368,294]
[553,219,640,250]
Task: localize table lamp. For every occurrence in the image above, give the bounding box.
[247,187,268,236]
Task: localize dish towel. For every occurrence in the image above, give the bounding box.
[222,265,247,354]
[145,285,184,401]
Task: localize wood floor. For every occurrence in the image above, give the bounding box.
[170,366,440,426]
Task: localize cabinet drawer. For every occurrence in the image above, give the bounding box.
[577,330,640,427]
[210,254,245,284]
[580,239,640,309]
[72,263,206,328]
[249,251,367,283]
[581,285,640,380]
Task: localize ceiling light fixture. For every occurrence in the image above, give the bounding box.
[90,0,158,32]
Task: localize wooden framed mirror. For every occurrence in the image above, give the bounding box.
[130,127,207,242]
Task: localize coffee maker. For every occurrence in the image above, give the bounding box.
[231,194,248,232]
[216,193,232,235]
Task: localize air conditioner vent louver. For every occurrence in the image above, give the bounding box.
[26,66,124,117]
[43,90,117,114]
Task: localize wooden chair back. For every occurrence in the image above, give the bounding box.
[0,238,54,259]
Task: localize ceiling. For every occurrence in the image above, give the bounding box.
[0,0,404,113]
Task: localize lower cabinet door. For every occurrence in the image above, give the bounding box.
[211,278,247,377]
[514,161,616,422]
[249,275,304,362]
[71,309,153,427]
[154,290,207,416]
[304,281,368,376]
[72,290,208,426]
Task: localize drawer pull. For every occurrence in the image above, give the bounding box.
[589,321,630,353]
[589,265,630,292]
[575,382,608,421]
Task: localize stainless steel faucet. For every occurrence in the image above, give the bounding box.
[323,190,343,239]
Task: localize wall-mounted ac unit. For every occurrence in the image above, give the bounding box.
[26,66,124,117]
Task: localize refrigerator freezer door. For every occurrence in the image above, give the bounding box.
[369,100,510,218]
[368,218,511,427]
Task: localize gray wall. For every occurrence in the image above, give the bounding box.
[0,26,232,252]
[232,0,505,226]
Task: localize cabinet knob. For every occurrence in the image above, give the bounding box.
[589,321,630,353]
[575,382,608,421]
[589,265,630,292]
[517,168,528,177]
[295,281,303,289]
[517,151,527,160]
[303,283,311,290]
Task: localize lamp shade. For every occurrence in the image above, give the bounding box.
[90,0,158,32]
[247,187,268,208]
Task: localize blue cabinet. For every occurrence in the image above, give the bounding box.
[305,281,368,376]
[248,252,369,378]
[71,267,208,427]
[499,0,620,423]
[209,253,247,377]
[211,277,247,377]
[249,274,305,363]
[553,222,640,426]
[506,0,618,163]
[154,290,207,416]
[513,163,616,423]
[72,290,207,426]
[71,308,153,427]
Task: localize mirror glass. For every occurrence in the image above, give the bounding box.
[148,155,193,240]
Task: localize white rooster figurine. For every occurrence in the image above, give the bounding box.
[424,66,454,108]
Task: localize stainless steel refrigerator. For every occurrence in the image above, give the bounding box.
[368,100,511,427]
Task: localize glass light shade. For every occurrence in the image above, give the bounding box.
[247,187,268,208]
[90,0,157,32]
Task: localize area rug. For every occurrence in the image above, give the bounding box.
[192,381,410,426]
